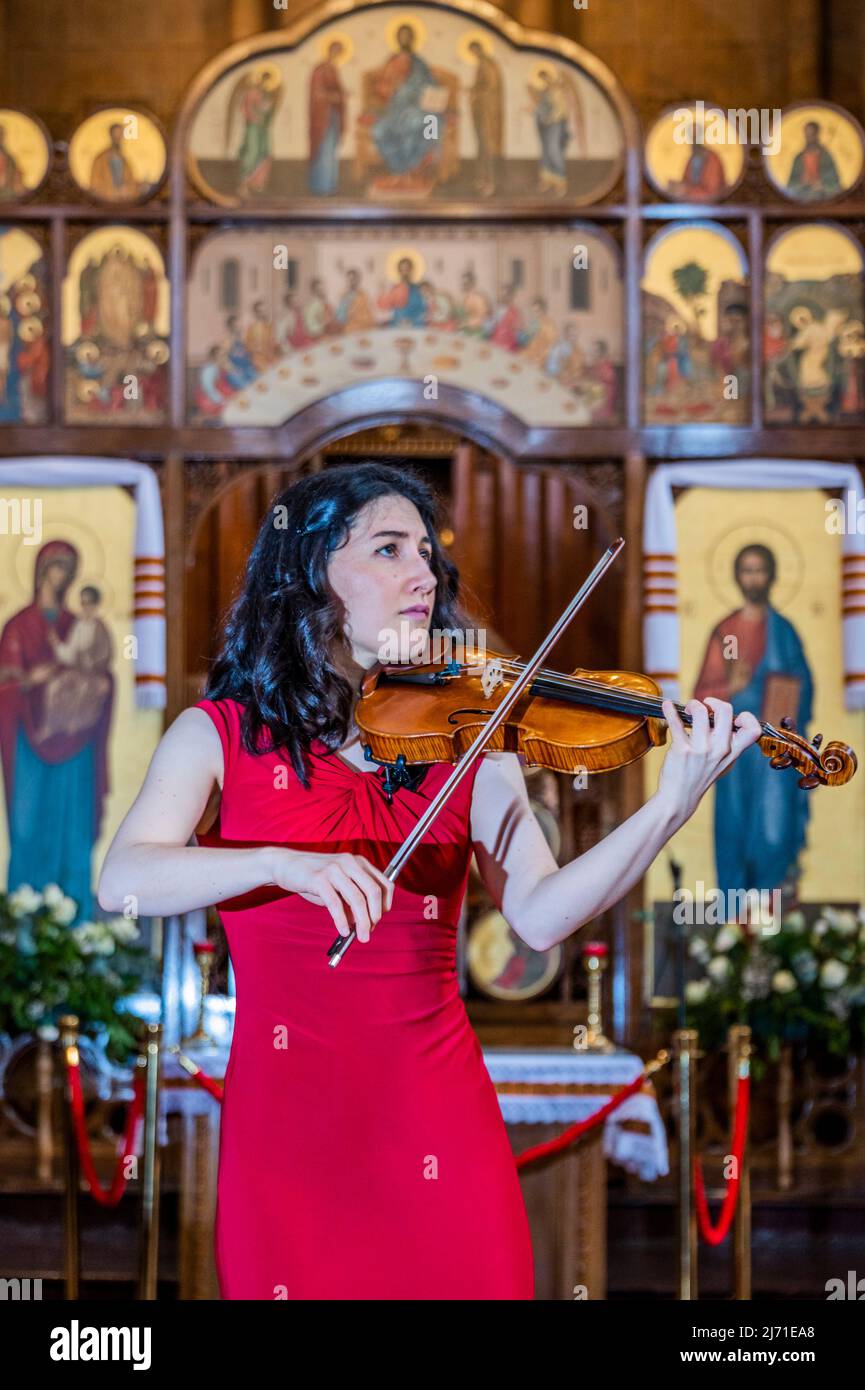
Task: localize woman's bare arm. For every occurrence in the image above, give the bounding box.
[470,698,763,952]
[470,749,685,952]
[97,708,395,934]
[96,708,276,916]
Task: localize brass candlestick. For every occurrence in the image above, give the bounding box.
[577,941,615,1052]
[183,940,216,1047]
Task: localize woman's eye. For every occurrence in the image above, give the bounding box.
[376,544,434,562]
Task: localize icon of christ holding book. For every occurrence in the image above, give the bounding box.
[360,22,448,195]
[693,542,814,908]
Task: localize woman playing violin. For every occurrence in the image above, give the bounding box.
[97,462,762,1301]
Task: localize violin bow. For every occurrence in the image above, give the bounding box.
[326,536,627,967]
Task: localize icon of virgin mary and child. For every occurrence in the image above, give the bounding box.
[0,540,114,924]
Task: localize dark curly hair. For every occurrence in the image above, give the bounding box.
[203,461,472,787]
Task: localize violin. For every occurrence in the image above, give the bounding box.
[327,538,856,969]
[355,647,858,790]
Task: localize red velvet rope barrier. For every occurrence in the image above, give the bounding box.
[183,1062,224,1101]
[694,1071,751,1245]
[65,1054,145,1206]
[513,1069,648,1168]
[178,1052,658,1170]
[170,1046,225,1098]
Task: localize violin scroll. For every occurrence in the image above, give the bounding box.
[758,724,857,789]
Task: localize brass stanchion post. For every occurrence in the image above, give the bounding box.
[729,1024,752,1299]
[137,1022,162,1300]
[36,1030,53,1184]
[58,1014,81,1299]
[673,1027,699,1299]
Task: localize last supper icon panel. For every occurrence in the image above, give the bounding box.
[186,223,623,428]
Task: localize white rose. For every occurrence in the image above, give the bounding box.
[73,923,98,955]
[685,979,710,1003]
[708,956,732,982]
[782,910,806,933]
[820,958,848,989]
[53,896,78,926]
[688,938,710,963]
[833,910,858,936]
[8,884,43,916]
[93,925,116,956]
[42,883,64,907]
[714,925,741,952]
[772,970,797,994]
[107,916,140,945]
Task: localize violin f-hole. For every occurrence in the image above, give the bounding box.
[447,707,494,725]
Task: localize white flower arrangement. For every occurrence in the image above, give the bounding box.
[680,903,865,1064]
[0,886,150,1063]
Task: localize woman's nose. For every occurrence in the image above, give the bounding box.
[407,559,436,589]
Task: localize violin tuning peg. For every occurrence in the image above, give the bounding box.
[812,733,823,749]
[780,716,792,730]
[798,773,821,790]
[770,753,793,770]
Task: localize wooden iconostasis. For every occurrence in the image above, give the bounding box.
[4,0,865,1045]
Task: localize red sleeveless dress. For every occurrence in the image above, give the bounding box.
[194,697,535,1300]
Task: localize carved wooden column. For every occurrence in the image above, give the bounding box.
[621,449,646,1041]
[164,455,187,723]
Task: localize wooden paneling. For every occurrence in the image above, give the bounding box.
[1,0,859,138]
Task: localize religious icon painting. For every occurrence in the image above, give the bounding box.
[62,226,170,423]
[184,4,626,208]
[764,223,865,426]
[68,107,168,205]
[762,102,865,204]
[0,108,52,202]
[466,906,563,1001]
[185,223,623,427]
[0,488,164,926]
[643,486,865,909]
[644,102,746,202]
[0,227,50,423]
[642,221,750,424]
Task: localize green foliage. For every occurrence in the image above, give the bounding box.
[0,883,155,1063]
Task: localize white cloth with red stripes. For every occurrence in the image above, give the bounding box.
[642,459,865,710]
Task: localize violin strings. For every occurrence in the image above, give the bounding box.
[455,657,792,747]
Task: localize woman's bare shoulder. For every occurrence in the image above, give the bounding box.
[161,706,225,790]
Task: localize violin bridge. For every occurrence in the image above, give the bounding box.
[481,658,504,698]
